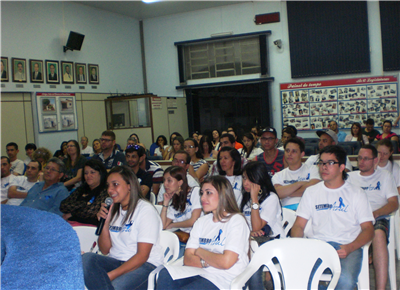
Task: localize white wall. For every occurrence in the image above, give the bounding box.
[1,1,144,94]
[143,1,400,137]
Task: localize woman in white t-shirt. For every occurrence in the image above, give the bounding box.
[157,175,250,290]
[161,166,202,256]
[184,138,209,182]
[82,166,164,290]
[376,139,400,189]
[217,147,243,206]
[240,161,284,290]
[154,135,169,158]
[238,132,263,160]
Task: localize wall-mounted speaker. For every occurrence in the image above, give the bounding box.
[63,31,85,52]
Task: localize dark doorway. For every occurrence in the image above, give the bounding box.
[186,81,272,139]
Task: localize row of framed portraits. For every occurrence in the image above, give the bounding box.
[1,57,100,85]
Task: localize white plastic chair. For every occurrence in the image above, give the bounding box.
[147,231,180,290]
[281,208,296,238]
[356,241,371,290]
[73,226,99,253]
[149,192,156,205]
[231,238,341,290]
[394,204,400,260]
[154,204,163,215]
[388,214,397,290]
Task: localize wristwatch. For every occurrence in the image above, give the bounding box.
[251,202,260,210]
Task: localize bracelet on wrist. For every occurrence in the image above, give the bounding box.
[200,258,209,268]
[162,204,168,208]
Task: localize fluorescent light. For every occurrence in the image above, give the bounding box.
[142,0,160,3]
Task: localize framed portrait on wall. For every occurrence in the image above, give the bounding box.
[61,61,74,84]
[1,57,9,82]
[12,58,27,83]
[88,64,99,84]
[30,59,44,83]
[45,60,60,84]
[75,63,87,84]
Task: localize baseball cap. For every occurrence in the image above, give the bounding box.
[261,127,277,138]
[316,129,338,144]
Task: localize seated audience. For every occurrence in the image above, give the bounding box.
[125,137,137,151]
[24,143,37,165]
[92,138,102,154]
[192,131,200,143]
[227,128,243,150]
[82,165,163,290]
[276,126,296,150]
[54,141,68,160]
[33,147,52,178]
[1,156,16,204]
[63,140,87,190]
[163,132,183,160]
[80,136,94,156]
[20,157,69,216]
[184,138,209,182]
[329,120,347,142]
[160,166,202,256]
[199,135,214,159]
[139,153,164,196]
[129,133,146,150]
[251,126,261,148]
[6,142,25,175]
[156,176,250,290]
[374,120,399,142]
[125,145,153,200]
[153,135,169,157]
[362,118,380,144]
[272,137,320,211]
[344,122,369,144]
[376,139,400,193]
[60,159,108,225]
[7,160,41,206]
[93,130,127,170]
[212,129,221,151]
[238,132,263,160]
[217,147,243,206]
[165,136,184,160]
[291,145,374,290]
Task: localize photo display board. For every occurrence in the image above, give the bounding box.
[36,92,77,132]
[280,76,399,131]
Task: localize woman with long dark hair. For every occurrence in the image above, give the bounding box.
[199,135,214,159]
[344,122,369,144]
[154,135,169,157]
[184,138,209,182]
[164,134,183,160]
[238,132,263,160]
[157,176,250,290]
[63,140,87,190]
[60,159,109,225]
[92,139,102,154]
[82,165,164,290]
[374,120,399,142]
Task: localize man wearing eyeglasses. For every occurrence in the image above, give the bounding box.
[292,145,374,289]
[7,160,41,206]
[254,127,287,177]
[125,145,152,200]
[92,130,126,171]
[272,137,320,211]
[347,145,398,290]
[20,158,69,216]
[157,151,199,205]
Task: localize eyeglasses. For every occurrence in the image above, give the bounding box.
[357,156,375,162]
[172,159,186,165]
[184,145,195,149]
[100,138,113,142]
[44,166,61,173]
[377,151,390,156]
[317,160,339,167]
[260,137,275,142]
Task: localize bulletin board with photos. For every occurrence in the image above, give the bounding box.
[36,92,78,132]
[280,75,399,131]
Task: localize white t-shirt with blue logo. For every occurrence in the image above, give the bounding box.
[377,161,400,188]
[272,163,321,206]
[296,181,374,244]
[166,213,249,289]
[166,187,201,233]
[7,175,37,206]
[224,175,243,207]
[242,193,284,238]
[305,154,353,172]
[108,200,164,266]
[347,169,398,212]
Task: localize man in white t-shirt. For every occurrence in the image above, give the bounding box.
[158,151,199,204]
[272,137,321,210]
[1,156,17,204]
[7,160,41,206]
[80,136,94,156]
[292,145,374,289]
[347,145,398,290]
[305,129,353,172]
[6,142,25,175]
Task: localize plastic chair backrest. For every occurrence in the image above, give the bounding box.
[282,208,297,238]
[73,226,99,253]
[388,213,397,290]
[159,231,180,265]
[154,205,162,215]
[149,192,156,205]
[231,238,341,290]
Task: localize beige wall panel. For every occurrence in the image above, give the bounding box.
[1,92,24,102]
[81,99,108,145]
[23,93,35,145]
[75,93,85,141]
[151,97,169,142]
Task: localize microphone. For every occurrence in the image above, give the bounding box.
[95,197,113,236]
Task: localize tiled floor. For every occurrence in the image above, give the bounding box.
[368,254,399,290]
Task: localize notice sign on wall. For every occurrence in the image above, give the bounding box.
[151,97,162,109]
[280,75,399,130]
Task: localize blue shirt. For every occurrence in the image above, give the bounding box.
[92,150,127,170]
[20,182,69,216]
[337,131,347,142]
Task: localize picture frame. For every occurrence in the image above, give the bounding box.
[42,115,58,132]
[29,59,44,83]
[45,60,60,84]
[12,58,27,83]
[1,57,9,82]
[60,97,74,112]
[61,61,74,84]
[75,63,87,84]
[88,64,99,84]
[61,114,75,130]
[41,97,57,113]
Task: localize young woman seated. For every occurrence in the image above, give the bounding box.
[82,165,164,290]
[344,122,369,145]
[63,140,87,191]
[184,138,209,182]
[156,176,250,290]
[199,135,214,160]
[238,132,263,160]
[154,135,169,157]
[60,159,109,226]
[165,135,184,161]
[374,120,399,142]
[92,139,102,155]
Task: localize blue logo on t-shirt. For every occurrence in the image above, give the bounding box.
[315,197,348,212]
[199,229,226,246]
[361,182,381,191]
